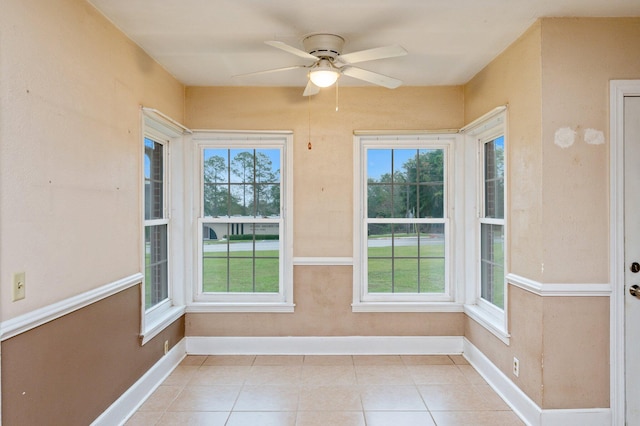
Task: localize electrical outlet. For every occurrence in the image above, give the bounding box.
[513,357,520,377]
[13,272,26,301]
[164,340,169,355]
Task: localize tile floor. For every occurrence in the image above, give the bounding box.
[125,354,525,426]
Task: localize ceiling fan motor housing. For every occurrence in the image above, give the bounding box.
[302,33,345,59]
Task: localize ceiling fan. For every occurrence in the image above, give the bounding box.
[234,33,408,96]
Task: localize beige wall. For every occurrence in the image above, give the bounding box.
[540,18,640,283]
[1,0,186,423]
[0,0,185,320]
[464,18,640,409]
[535,17,640,409]
[186,85,465,336]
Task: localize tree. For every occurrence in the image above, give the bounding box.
[231,151,255,215]
[254,152,280,216]
[366,149,445,235]
[203,155,229,216]
[402,150,444,218]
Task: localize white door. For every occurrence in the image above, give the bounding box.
[624,95,640,425]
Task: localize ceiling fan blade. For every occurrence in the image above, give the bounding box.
[302,80,320,97]
[265,41,318,61]
[339,45,407,64]
[341,67,402,89]
[233,65,306,79]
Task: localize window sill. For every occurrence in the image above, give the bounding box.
[140,305,186,345]
[464,304,510,345]
[352,302,464,313]
[187,302,295,313]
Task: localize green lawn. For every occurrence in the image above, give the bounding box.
[367,244,445,293]
[203,250,279,292]
[147,239,505,304]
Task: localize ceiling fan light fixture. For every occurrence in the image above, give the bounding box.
[309,59,339,88]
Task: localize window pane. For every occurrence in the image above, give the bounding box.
[485,136,505,219]
[367,149,392,181]
[393,259,419,292]
[420,259,445,293]
[255,149,280,183]
[203,149,229,183]
[203,258,228,292]
[144,138,163,220]
[255,184,280,217]
[230,149,255,183]
[368,184,394,218]
[145,224,168,309]
[202,223,280,293]
[368,259,393,292]
[204,184,229,217]
[481,223,504,308]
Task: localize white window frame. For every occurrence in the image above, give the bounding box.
[462,107,510,344]
[140,108,188,344]
[352,133,464,313]
[189,131,294,313]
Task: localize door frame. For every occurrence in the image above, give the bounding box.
[610,80,640,426]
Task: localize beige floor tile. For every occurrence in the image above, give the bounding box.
[418,384,494,411]
[156,411,229,425]
[298,385,362,411]
[457,364,488,384]
[180,355,207,367]
[449,355,470,365]
[296,411,366,426]
[162,366,199,387]
[138,385,182,412]
[401,355,454,365]
[131,353,524,426]
[167,385,241,412]
[430,410,525,425]
[408,365,468,385]
[188,366,251,385]
[226,411,297,426]
[233,385,300,411]
[474,384,511,410]
[303,355,354,365]
[254,355,304,365]
[365,410,436,426]
[301,365,357,386]
[353,355,404,365]
[355,365,413,385]
[124,411,163,425]
[245,365,302,385]
[360,385,428,411]
[202,355,255,366]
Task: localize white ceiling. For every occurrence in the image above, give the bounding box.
[88,0,640,88]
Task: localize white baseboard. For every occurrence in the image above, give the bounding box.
[186,335,464,355]
[463,338,611,426]
[91,338,187,426]
[540,409,611,426]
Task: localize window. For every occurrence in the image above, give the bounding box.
[353,135,459,311]
[141,108,188,343]
[144,136,169,310]
[462,107,508,343]
[480,136,505,309]
[192,132,293,311]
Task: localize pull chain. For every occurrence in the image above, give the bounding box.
[335,79,339,112]
[307,94,312,150]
